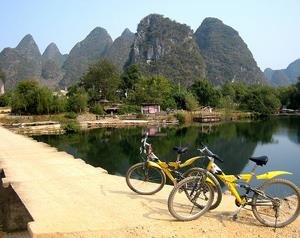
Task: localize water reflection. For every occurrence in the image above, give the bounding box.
[33,116,300,186]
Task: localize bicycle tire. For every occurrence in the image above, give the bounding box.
[183,167,222,210]
[126,162,166,195]
[168,175,214,221]
[252,178,300,227]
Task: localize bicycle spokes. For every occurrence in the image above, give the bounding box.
[252,179,300,227]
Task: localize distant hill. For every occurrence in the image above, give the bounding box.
[41,43,67,88]
[126,14,206,87]
[60,27,113,87]
[264,59,300,86]
[194,18,266,85]
[0,34,42,89]
[104,28,135,71]
[0,14,269,90]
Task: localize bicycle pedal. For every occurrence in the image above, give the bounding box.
[232,214,238,221]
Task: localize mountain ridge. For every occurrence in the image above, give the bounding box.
[0,15,272,90]
[264,59,300,86]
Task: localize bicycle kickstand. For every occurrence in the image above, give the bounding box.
[232,205,244,221]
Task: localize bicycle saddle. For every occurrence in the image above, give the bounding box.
[249,156,268,166]
[173,146,188,154]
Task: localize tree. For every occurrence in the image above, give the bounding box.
[173,89,198,111]
[241,86,281,115]
[51,95,67,113]
[289,77,300,109]
[67,88,88,113]
[80,60,120,103]
[190,79,221,107]
[121,64,142,92]
[0,92,11,107]
[10,80,54,114]
[128,75,175,109]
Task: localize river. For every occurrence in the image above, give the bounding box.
[33,116,300,187]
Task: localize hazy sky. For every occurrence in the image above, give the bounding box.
[0,0,299,70]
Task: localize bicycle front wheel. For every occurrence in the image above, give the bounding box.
[126,162,166,195]
[183,167,222,210]
[168,175,213,221]
[252,178,300,227]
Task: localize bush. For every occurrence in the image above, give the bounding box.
[90,104,105,115]
[0,93,10,107]
[64,112,77,119]
[175,112,186,124]
[118,104,140,114]
[63,122,80,134]
[136,113,146,119]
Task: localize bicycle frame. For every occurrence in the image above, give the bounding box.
[141,133,202,184]
[147,156,201,184]
[206,156,292,205]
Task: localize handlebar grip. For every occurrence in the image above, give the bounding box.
[212,154,224,163]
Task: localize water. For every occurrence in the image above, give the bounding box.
[33,116,300,187]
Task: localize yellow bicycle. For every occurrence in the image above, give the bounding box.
[126,134,219,216]
[168,144,300,227]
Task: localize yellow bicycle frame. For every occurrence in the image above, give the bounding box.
[147,156,202,184]
[207,160,292,205]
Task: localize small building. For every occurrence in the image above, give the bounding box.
[141,103,160,114]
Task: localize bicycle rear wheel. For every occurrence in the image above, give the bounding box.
[252,178,300,227]
[126,162,166,195]
[184,167,222,210]
[168,175,213,221]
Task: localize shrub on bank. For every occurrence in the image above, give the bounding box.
[63,122,80,134]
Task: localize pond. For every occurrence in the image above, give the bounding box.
[33,116,300,187]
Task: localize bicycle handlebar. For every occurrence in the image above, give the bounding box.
[198,145,224,163]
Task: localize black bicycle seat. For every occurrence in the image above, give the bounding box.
[249,156,268,166]
[173,146,188,154]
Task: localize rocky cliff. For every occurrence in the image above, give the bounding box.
[265,59,300,86]
[104,28,135,71]
[195,18,266,85]
[41,43,67,87]
[127,14,206,87]
[0,15,271,90]
[61,27,113,87]
[0,34,42,89]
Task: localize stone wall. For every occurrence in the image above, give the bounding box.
[0,170,33,232]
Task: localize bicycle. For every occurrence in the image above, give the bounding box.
[125,133,219,201]
[168,144,300,227]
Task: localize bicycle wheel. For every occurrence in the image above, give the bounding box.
[168,175,213,221]
[184,167,222,210]
[126,162,166,195]
[252,178,300,227]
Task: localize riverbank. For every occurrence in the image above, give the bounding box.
[0,109,253,135]
[0,125,299,238]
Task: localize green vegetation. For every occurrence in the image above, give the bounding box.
[127,75,176,110]
[287,77,300,109]
[66,87,88,113]
[191,79,221,107]
[63,122,80,134]
[1,60,299,119]
[80,60,120,102]
[10,80,55,114]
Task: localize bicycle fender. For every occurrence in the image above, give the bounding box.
[256,171,292,180]
[147,161,163,170]
[179,156,202,168]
